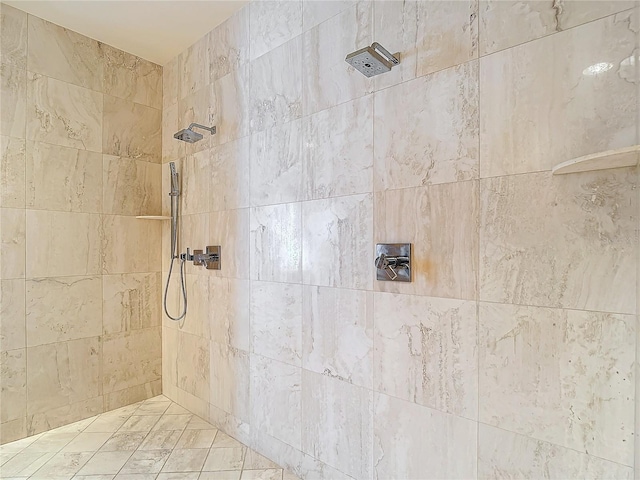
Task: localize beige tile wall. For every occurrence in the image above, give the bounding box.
[0,4,163,444]
[162,1,638,479]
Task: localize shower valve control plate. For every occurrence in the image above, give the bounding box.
[192,246,221,270]
[375,243,411,282]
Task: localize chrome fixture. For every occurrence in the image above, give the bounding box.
[182,246,221,270]
[174,123,217,143]
[375,243,411,282]
[345,43,400,77]
[164,162,188,321]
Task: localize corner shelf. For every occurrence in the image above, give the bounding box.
[552,145,639,175]
[135,216,171,220]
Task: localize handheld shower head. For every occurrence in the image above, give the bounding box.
[174,123,217,143]
[169,162,179,195]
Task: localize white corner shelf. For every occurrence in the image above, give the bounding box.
[135,216,171,220]
[552,145,639,175]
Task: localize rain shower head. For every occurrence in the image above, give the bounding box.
[345,42,400,78]
[174,123,217,143]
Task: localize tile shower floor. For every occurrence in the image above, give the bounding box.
[0,396,298,480]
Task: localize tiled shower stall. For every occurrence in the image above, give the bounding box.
[1,0,639,478]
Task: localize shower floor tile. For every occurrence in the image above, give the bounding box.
[0,396,300,480]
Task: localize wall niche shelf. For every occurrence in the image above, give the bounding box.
[135,216,171,220]
[552,145,639,175]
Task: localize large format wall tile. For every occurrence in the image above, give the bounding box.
[249,0,302,60]
[209,208,250,280]
[374,292,478,419]
[250,203,302,283]
[1,135,25,208]
[26,336,101,415]
[250,281,302,367]
[26,73,102,152]
[249,37,302,133]
[374,62,478,191]
[26,276,102,347]
[103,96,161,162]
[212,65,250,146]
[304,95,373,200]
[0,348,26,423]
[176,331,210,402]
[209,6,249,82]
[480,13,636,177]
[103,155,161,216]
[375,181,478,300]
[210,342,250,422]
[250,354,301,449]
[210,277,250,351]
[27,396,102,437]
[303,2,372,116]
[27,15,104,91]
[479,0,635,55]
[1,63,26,138]
[26,210,101,278]
[103,45,162,109]
[26,141,102,213]
[0,4,27,68]
[250,119,303,206]
[102,273,161,334]
[0,279,25,352]
[102,215,161,274]
[302,285,373,389]
[374,393,477,480]
[210,137,250,211]
[480,169,636,313]
[179,86,214,155]
[302,194,373,290]
[0,208,25,279]
[478,424,633,479]
[181,151,210,215]
[479,302,635,466]
[180,34,209,102]
[302,370,373,479]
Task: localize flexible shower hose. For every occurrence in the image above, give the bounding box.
[163,186,188,321]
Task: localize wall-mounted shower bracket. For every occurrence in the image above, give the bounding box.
[375,243,411,282]
[182,246,221,270]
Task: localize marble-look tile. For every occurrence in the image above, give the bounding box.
[1,348,26,423]
[26,141,102,213]
[479,0,635,55]
[0,208,25,279]
[304,95,372,200]
[157,473,200,480]
[179,86,214,155]
[162,100,183,163]
[478,424,633,479]
[61,433,111,453]
[175,429,217,449]
[27,397,103,437]
[103,155,161,215]
[138,430,182,451]
[250,203,301,283]
[303,3,372,116]
[249,37,302,133]
[0,4,27,68]
[26,337,101,415]
[209,6,250,82]
[200,471,242,480]
[209,343,250,423]
[251,281,302,366]
[374,292,478,418]
[102,215,161,274]
[374,61,478,191]
[302,286,373,389]
[31,450,93,477]
[0,416,27,444]
[104,381,160,413]
[175,152,207,216]
[103,45,162,109]
[102,273,161,334]
[480,169,636,313]
[119,415,161,433]
[162,448,208,472]
[415,0,478,77]
[209,277,250,351]
[100,432,147,451]
[77,451,133,475]
[180,35,209,101]
[479,302,635,466]
[302,194,373,289]
[176,274,210,339]
[375,181,478,299]
[1,64,26,138]
[26,276,102,346]
[27,15,103,91]
[26,210,101,277]
[249,0,302,60]
[250,119,303,207]
[102,328,161,394]
[211,64,250,146]
[1,136,25,208]
[240,469,283,480]
[26,72,102,152]
[0,450,55,476]
[21,431,77,452]
[103,96,161,162]
[250,354,301,449]
[210,137,250,211]
[176,332,210,402]
[0,279,25,352]
[163,55,179,109]
[302,1,356,31]
[244,449,280,470]
[120,449,171,474]
[212,432,245,449]
[480,13,636,178]
[202,447,245,471]
[374,392,477,479]
[301,370,372,479]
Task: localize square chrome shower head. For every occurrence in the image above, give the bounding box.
[174,129,203,143]
[345,42,400,78]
